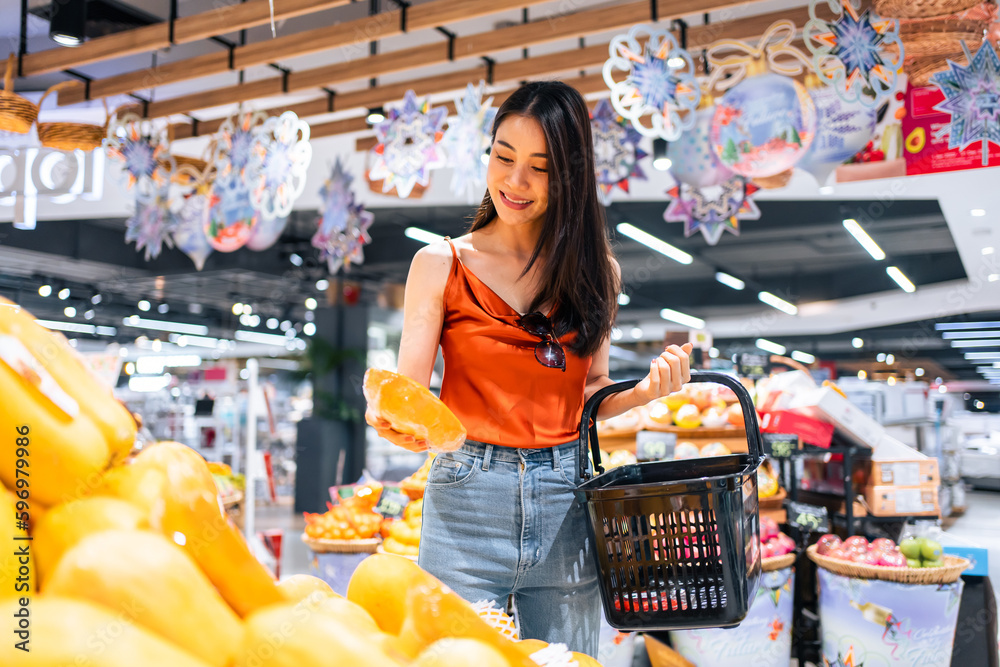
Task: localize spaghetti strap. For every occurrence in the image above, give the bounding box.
[444,236,458,261]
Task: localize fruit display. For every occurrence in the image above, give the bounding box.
[304,488,384,543]
[814,534,908,567]
[400,454,434,500]
[363,368,467,452]
[382,499,422,559]
[207,460,245,505]
[672,403,702,429]
[699,442,732,457]
[759,517,796,559]
[899,536,945,568]
[606,449,638,468]
[595,406,643,434]
[673,442,701,460]
[757,460,780,498]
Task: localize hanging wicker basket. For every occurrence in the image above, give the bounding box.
[875,0,982,19]
[906,53,965,86]
[36,81,109,152]
[898,17,987,57]
[0,53,39,134]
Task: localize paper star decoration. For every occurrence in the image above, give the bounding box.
[603,24,701,139]
[931,41,1000,166]
[213,107,268,187]
[248,110,312,221]
[591,99,647,206]
[443,82,497,203]
[313,158,375,274]
[125,187,177,260]
[805,0,902,107]
[663,176,761,245]
[369,90,448,198]
[105,113,174,203]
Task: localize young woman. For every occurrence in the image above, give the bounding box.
[367,80,692,656]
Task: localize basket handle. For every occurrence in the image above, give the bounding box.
[578,371,764,480]
[3,53,14,93]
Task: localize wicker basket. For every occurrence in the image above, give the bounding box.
[762,552,797,572]
[875,0,982,19]
[906,54,964,86]
[36,81,108,152]
[0,53,39,134]
[807,544,969,584]
[899,18,987,57]
[301,533,380,554]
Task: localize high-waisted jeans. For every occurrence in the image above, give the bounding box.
[417,438,600,657]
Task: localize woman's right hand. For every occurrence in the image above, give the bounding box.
[365,407,429,453]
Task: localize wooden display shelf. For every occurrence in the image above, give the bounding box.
[595,425,750,455]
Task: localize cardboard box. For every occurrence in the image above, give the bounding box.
[870,459,940,486]
[788,387,884,448]
[863,484,940,517]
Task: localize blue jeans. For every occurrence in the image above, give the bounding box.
[417,438,600,657]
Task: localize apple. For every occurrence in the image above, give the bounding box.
[776,534,796,554]
[870,538,896,553]
[923,558,945,568]
[843,536,869,551]
[899,537,922,560]
[878,551,907,567]
[761,541,777,559]
[826,547,850,561]
[725,403,745,427]
[920,539,943,561]
[907,558,923,568]
[689,386,714,411]
[852,550,880,566]
[760,516,779,542]
[815,534,842,556]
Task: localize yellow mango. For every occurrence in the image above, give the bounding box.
[33,496,146,585]
[412,638,510,667]
[0,297,136,506]
[43,529,242,667]
[0,596,213,667]
[278,574,338,602]
[347,553,437,634]
[0,487,32,598]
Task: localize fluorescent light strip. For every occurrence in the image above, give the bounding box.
[942,331,1000,339]
[886,266,916,293]
[936,321,1000,330]
[659,308,706,329]
[715,271,745,290]
[755,338,786,355]
[791,350,816,364]
[169,334,224,349]
[758,291,798,315]
[95,326,117,336]
[842,218,886,260]
[36,319,96,334]
[122,316,209,336]
[965,352,1000,360]
[616,223,693,265]
[234,330,295,346]
[950,340,1000,348]
[404,227,445,244]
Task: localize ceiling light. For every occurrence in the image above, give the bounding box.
[886,266,915,293]
[666,56,686,68]
[289,253,303,266]
[852,337,864,348]
[937,321,1000,330]
[758,291,798,315]
[630,326,643,339]
[122,316,209,336]
[38,284,52,297]
[171,335,222,349]
[952,340,1000,348]
[366,107,385,124]
[709,347,719,358]
[404,227,445,244]
[659,307,705,329]
[83,309,95,320]
[128,374,172,393]
[886,353,895,365]
[124,362,135,375]
[234,330,293,346]
[58,288,71,300]
[652,138,671,171]
[137,299,151,311]
[715,271,745,290]
[241,304,252,315]
[91,294,102,305]
[887,376,897,386]
[989,274,999,282]
[305,298,317,310]
[49,0,87,46]
[231,303,243,315]
[858,370,867,379]
[877,353,886,362]
[316,279,330,291]
[480,152,490,166]
[915,367,924,376]
[304,310,315,322]
[938,384,948,393]
[617,223,692,264]
[266,318,279,330]
[971,208,986,216]
[984,247,995,255]
[63,306,76,317]
[791,350,816,364]
[280,320,292,331]
[942,330,1000,339]
[303,322,317,336]
[618,293,630,305]
[842,218,886,260]
[36,319,94,334]
[965,352,1000,360]
[611,327,623,341]
[157,303,169,314]
[755,338,786,355]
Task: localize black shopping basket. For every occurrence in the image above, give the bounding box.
[575,371,765,631]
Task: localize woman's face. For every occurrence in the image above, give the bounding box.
[486,114,549,229]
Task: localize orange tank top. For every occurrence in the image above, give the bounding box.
[439,238,592,448]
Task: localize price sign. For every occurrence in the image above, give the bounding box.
[374,485,409,519]
[635,431,677,462]
[739,353,770,380]
[786,501,829,534]
[763,433,799,459]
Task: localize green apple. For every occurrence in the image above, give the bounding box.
[899,538,922,560]
[907,558,922,568]
[923,558,945,568]
[920,539,943,561]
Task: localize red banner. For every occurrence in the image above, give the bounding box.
[903,84,1000,175]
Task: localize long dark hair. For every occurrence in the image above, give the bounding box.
[469,81,619,358]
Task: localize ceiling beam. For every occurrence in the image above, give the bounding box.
[21,0,353,78]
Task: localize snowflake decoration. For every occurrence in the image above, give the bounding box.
[248,110,312,221]
[443,82,497,203]
[105,113,174,203]
[125,187,177,260]
[805,0,902,108]
[663,176,761,245]
[603,24,701,139]
[172,183,214,270]
[930,41,1000,166]
[213,107,268,187]
[591,99,647,205]
[313,158,375,274]
[369,90,449,198]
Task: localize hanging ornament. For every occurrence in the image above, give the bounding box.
[442,82,496,203]
[105,113,174,203]
[248,110,312,221]
[245,214,289,252]
[173,183,214,270]
[590,99,647,206]
[663,176,761,246]
[125,187,178,260]
[666,97,735,188]
[313,157,375,274]
[930,41,1000,166]
[602,24,701,140]
[369,90,448,198]
[203,175,259,252]
[213,107,268,187]
[796,75,877,186]
[804,0,903,108]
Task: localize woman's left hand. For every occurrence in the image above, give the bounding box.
[633,343,694,404]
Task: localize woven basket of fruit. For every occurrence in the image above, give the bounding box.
[762,553,797,572]
[303,534,380,554]
[807,543,968,584]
